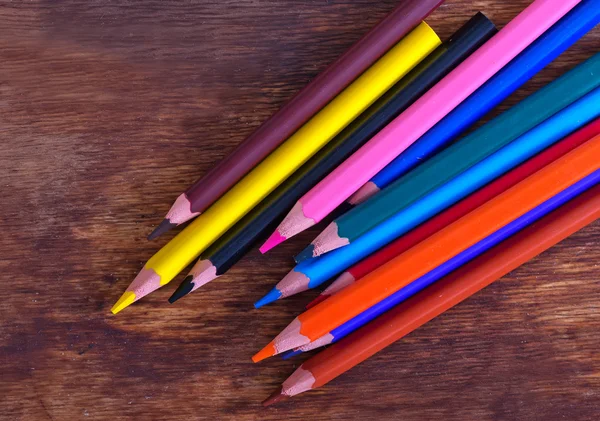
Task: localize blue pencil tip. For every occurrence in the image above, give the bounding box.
[294,244,315,264]
[281,349,302,360]
[254,288,282,309]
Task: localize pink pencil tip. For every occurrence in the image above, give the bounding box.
[259,230,286,254]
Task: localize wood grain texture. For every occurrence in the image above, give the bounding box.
[0,1,598,420]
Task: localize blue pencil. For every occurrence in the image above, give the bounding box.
[350,0,600,205]
[256,84,600,309]
[282,168,600,358]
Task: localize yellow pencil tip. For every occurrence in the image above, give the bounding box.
[252,341,276,363]
[111,291,136,314]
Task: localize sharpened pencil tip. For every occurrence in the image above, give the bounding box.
[168,275,195,303]
[147,219,177,240]
[305,294,327,310]
[253,341,276,363]
[259,230,286,254]
[111,291,136,314]
[254,288,282,309]
[263,387,288,407]
[294,244,315,263]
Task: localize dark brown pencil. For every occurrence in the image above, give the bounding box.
[148,0,445,239]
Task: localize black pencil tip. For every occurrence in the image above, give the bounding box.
[148,219,176,240]
[168,276,195,303]
[262,387,288,407]
[294,244,315,264]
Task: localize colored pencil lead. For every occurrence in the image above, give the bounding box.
[111,267,162,314]
[252,341,277,363]
[255,269,310,308]
[168,259,218,303]
[147,219,177,241]
[294,244,315,264]
[262,387,288,407]
[151,194,200,239]
[111,292,136,315]
[254,289,282,309]
[168,276,194,303]
[260,202,314,253]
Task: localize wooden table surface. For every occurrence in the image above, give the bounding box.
[2,1,599,420]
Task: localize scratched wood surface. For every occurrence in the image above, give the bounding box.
[1,1,599,420]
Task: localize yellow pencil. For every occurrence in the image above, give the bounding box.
[112,22,441,314]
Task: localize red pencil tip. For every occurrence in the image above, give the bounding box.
[259,230,286,254]
[306,294,328,310]
[262,387,288,407]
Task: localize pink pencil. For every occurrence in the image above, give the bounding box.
[259,0,581,253]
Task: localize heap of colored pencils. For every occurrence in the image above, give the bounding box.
[111,0,600,405]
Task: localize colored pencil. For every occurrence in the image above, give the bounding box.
[292,169,600,355]
[168,14,497,303]
[148,0,445,239]
[264,184,600,404]
[308,118,600,308]
[253,135,600,360]
[255,86,600,308]
[110,23,441,314]
[350,0,600,204]
[308,81,600,260]
[260,0,582,252]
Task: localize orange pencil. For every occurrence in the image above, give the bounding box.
[253,134,600,361]
[263,183,600,405]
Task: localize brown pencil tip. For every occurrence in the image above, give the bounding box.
[147,219,177,240]
[263,387,288,407]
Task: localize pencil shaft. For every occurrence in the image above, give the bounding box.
[302,185,600,393]
[363,0,600,194]
[201,14,496,274]
[158,0,444,225]
[303,169,600,352]
[296,0,582,234]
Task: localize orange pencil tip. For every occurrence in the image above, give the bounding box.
[252,341,276,363]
